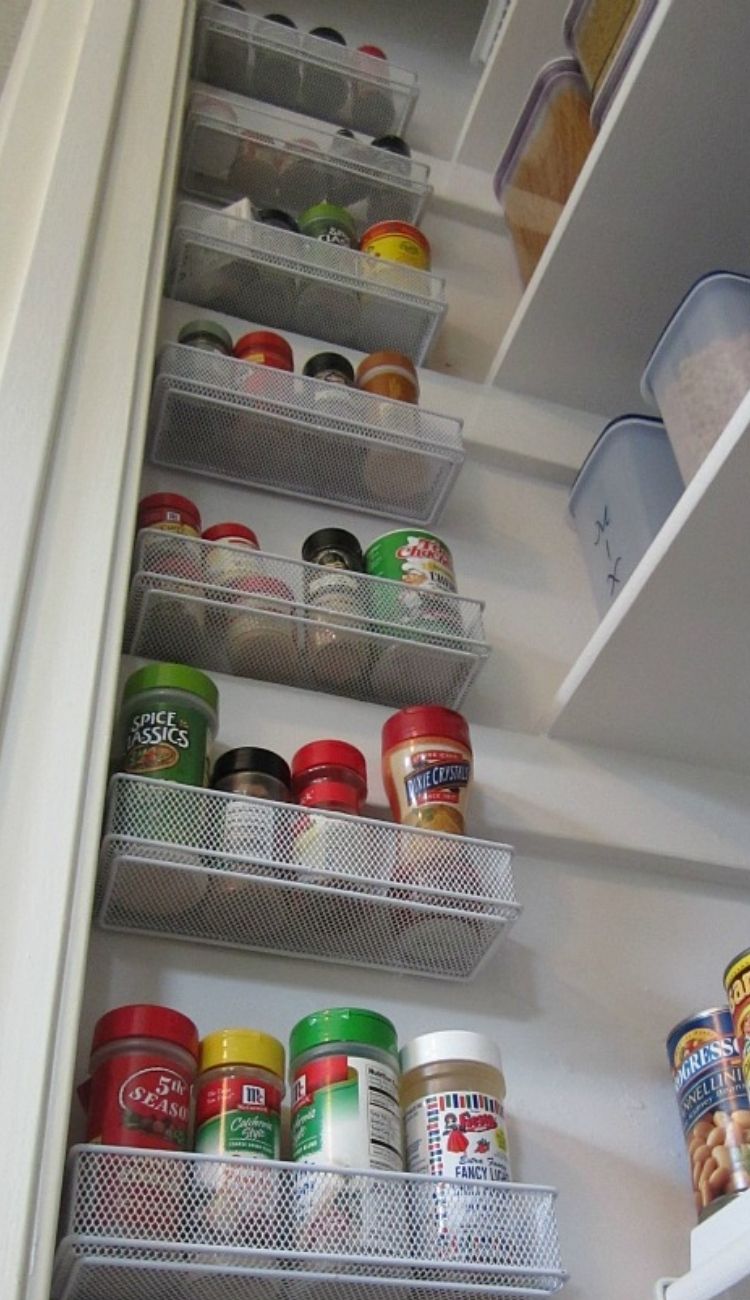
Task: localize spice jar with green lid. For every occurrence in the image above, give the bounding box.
[178,319,234,355]
[299,202,357,248]
[118,662,219,788]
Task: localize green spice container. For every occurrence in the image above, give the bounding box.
[363,528,462,646]
[290,1007,403,1170]
[119,663,219,787]
[298,202,357,248]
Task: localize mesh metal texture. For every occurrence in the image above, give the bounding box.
[97,776,520,981]
[192,3,419,137]
[125,530,487,711]
[165,202,446,365]
[183,86,431,234]
[149,343,463,523]
[54,1146,565,1300]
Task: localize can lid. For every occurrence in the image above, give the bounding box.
[122,662,219,714]
[202,522,260,547]
[724,949,750,989]
[309,26,346,44]
[199,1027,286,1078]
[234,330,294,366]
[370,134,410,156]
[301,527,363,566]
[399,1029,503,1076]
[299,202,357,235]
[666,1007,733,1061]
[302,352,355,383]
[291,739,367,786]
[178,319,233,351]
[290,1007,398,1062]
[91,1003,200,1060]
[298,779,360,811]
[254,207,300,232]
[138,493,201,528]
[360,220,430,254]
[382,706,471,753]
[359,44,387,60]
[211,746,291,791]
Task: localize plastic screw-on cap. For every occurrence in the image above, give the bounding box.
[291,739,367,785]
[122,662,219,714]
[202,522,260,548]
[382,705,470,754]
[91,1004,200,1060]
[199,1027,285,1078]
[211,746,291,791]
[399,1029,503,1076]
[290,1007,398,1062]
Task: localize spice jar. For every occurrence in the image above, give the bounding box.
[233,329,294,371]
[351,47,395,137]
[301,529,369,692]
[135,494,205,643]
[300,27,349,121]
[211,746,292,861]
[203,522,260,590]
[302,353,355,386]
[138,492,201,537]
[356,351,419,403]
[195,1027,285,1160]
[254,206,300,233]
[119,662,219,788]
[382,705,472,834]
[178,320,233,355]
[228,137,280,209]
[400,1030,510,1255]
[276,139,325,212]
[366,135,414,224]
[290,1006,403,1170]
[292,739,367,810]
[225,576,298,683]
[360,220,431,271]
[299,201,357,248]
[84,1003,199,1150]
[247,13,300,109]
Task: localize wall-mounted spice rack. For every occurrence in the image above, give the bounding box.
[182,86,432,234]
[149,344,463,522]
[165,203,446,364]
[126,530,488,711]
[193,2,419,136]
[53,1145,565,1300]
[97,776,519,981]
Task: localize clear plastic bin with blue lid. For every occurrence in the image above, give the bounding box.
[641,271,750,485]
[568,415,683,616]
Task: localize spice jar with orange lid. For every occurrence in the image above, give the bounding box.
[382,705,472,835]
[356,350,419,403]
[360,220,431,271]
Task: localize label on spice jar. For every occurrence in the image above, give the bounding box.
[291,1053,402,1169]
[123,706,209,786]
[195,1076,282,1159]
[401,747,470,835]
[404,1090,510,1182]
[87,1052,193,1149]
[223,800,275,864]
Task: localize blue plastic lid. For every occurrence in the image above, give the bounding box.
[568,414,669,517]
[640,271,750,404]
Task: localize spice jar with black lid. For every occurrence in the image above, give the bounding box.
[301,531,370,692]
[301,27,349,121]
[212,746,292,861]
[247,14,301,110]
[366,135,414,224]
[302,353,355,387]
[254,207,300,233]
[302,354,356,423]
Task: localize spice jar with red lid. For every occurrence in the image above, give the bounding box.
[203,522,261,590]
[136,493,205,642]
[233,329,294,371]
[382,705,472,835]
[138,492,201,536]
[292,739,367,810]
[83,1003,199,1150]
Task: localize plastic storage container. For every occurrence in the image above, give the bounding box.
[589,0,658,130]
[494,59,594,287]
[641,272,750,485]
[564,0,638,92]
[568,415,684,614]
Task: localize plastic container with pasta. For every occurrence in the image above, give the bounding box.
[564,0,656,100]
[493,59,594,287]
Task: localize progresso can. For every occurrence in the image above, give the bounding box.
[724,949,750,1091]
[666,1006,750,1220]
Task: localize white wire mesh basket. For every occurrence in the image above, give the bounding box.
[192,2,419,136]
[97,775,520,981]
[148,343,463,523]
[182,86,431,234]
[53,1145,566,1300]
[125,530,488,710]
[165,202,446,364]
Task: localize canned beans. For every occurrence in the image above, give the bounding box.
[666,1006,750,1219]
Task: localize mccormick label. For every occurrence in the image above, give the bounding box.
[195,1076,281,1159]
[291,1053,402,1170]
[87,1052,193,1150]
[404,1090,510,1183]
[667,1008,750,1217]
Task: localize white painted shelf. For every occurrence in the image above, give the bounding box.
[659,1188,750,1299]
[489,0,750,414]
[550,394,750,773]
